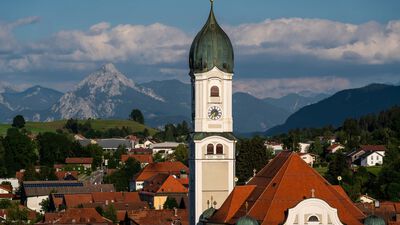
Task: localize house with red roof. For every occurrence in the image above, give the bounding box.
[40,208,113,225]
[326,144,345,154]
[140,174,188,210]
[0,185,14,200]
[121,154,153,168]
[124,209,188,225]
[202,151,366,225]
[131,161,189,191]
[60,192,148,211]
[65,157,93,170]
[348,145,386,166]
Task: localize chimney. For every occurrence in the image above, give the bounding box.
[174,207,178,217]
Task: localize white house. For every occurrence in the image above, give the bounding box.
[360,151,384,167]
[299,153,316,167]
[359,194,376,204]
[0,178,19,192]
[326,144,345,154]
[265,141,284,155]
[299,142,311,153]
[150,142,181,155]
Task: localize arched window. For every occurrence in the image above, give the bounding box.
[308,216,319,222]
[210,86,219,97]
[207,144,214,155]
[216,144,223,154]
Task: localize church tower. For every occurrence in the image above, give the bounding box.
[189,1,236,224]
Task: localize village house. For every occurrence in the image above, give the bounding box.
[299,153,317,167]
[347,145,386,166]
[21,180,115,213]
[131,161,189,191]
[264,141,284,155]
[357,151,384,167]
[298,142,311,153]
[40,208,113,225]
[121,154,153,168]
[0,185,14,200]
[0,178,19,193]
[140,174,188,210]
[150,142,182,155]
[123,208,188,225]
[326,143,345,154]
[65,157,93,170]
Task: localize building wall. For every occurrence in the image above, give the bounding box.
[27,196,48,213]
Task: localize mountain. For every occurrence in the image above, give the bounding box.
[0,85,63,122]
[2,85,63,112]
[233,92,290,132]
[263,93,329,113]
[49,64,191,128]
[266,84,400,135]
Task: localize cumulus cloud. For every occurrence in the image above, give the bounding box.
[227,18,400,64]
[233,76,351,98]
[1,16,400,94]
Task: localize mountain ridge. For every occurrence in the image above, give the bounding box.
[266,83,400,135]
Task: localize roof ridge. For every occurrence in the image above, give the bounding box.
[258,153,296,223]
[247,152,293,221]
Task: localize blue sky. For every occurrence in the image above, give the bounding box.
[1,0,400,97]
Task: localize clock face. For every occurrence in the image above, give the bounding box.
[208,106,222,120]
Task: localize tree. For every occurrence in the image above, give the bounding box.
[326,152,352,185]
[129,109,144,124]
[6,202,29,223]
[3,128,36,176]
[0,138,7,177]
[173,144,189,165]
[39,198,51,212]
[104,205,117,223]
[163,197,178,209]
[12,115,26,129]
[37,132,78,166]
[236,136,271,183]
[64,118,79,134]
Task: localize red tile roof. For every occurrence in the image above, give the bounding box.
[209,151,365,225]
[156,175,188,194]
[0,185,12,193]
[327,144,344,152]
[64,194,93,208]
[135,161,189,181]
[0,194,14,199]
[121,154,153,164]
[65,157,93,164]
[360,145,386,152]
[57,208,112,224]
[128,209,188,225]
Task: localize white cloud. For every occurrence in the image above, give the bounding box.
[233,77,351,98]
[227,18,400,64]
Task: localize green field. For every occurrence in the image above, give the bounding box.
[0,119,157,136]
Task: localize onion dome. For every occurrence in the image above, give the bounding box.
[236,216,259,225]
[189,0,234,74]
[364,215,385,225]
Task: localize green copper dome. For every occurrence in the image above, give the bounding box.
[364,215,385,225]
[189,1,234,74]
[236,216,259,225]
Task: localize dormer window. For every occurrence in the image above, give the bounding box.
[210,86,219,97]
[307,215,320,224]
